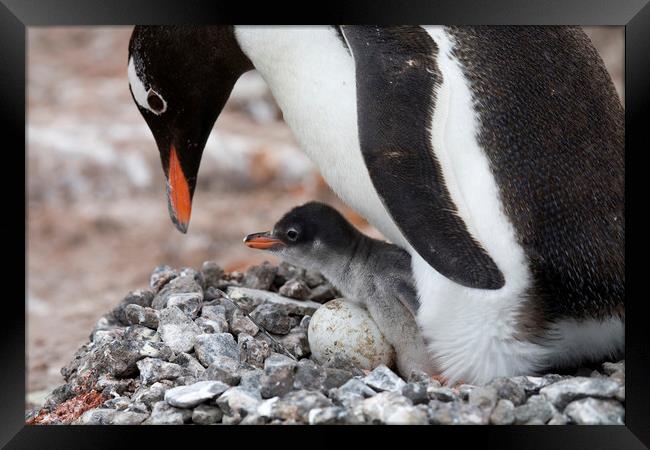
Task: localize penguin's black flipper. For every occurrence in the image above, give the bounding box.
[340,26,505,290]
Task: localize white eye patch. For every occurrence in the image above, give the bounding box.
[128,57,167,115]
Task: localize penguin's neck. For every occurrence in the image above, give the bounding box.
[305,235,377,302]
[233,26,408,248]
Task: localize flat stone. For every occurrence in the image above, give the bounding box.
[164,381,229,408]
[488,377,527,406]
[194,333,239,366]
[77,408,149,425]
[145,401,192,425]
[565,398,624,425]
[540,376,622,409]
[202,355,242,385]
[157,306,202,353]
[137,358,184,385]
[363,365,406,393]
[226,287,321,316]
[152,275,202,310]
[514,395,555,424]
[490,399,515,425]
[167,293,203,319]
[192,404,223,424]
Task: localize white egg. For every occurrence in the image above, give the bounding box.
[308,298,395,370]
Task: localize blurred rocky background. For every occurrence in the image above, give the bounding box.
[26,26,624,407]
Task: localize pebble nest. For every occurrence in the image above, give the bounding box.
[26,261,625,425]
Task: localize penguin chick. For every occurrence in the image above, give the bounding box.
[244,201,436,377]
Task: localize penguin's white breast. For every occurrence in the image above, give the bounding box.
[234,26,407,247]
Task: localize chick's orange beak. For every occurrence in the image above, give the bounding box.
[244,232,285,250]
[167,145,192,233]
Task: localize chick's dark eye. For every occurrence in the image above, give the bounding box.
[147,90,165,113]
[286,229,299,241]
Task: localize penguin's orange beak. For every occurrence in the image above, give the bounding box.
[243,232,285,250]
[167,146,192,233]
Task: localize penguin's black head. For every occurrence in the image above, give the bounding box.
[128,26,253,232]
[244,202,360,268]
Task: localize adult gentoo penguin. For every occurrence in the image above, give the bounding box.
[128,26,624,384]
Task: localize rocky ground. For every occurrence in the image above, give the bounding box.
[26,261,625,425]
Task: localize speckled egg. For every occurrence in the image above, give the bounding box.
[308,298,395,370]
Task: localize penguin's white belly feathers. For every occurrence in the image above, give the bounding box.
[235,25,624,383]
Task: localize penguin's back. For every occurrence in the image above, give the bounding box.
[447,26,624,322]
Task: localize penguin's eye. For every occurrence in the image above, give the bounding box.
[146,89,167,114]
[286,229,299,241]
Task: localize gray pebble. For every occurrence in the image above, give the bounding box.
[169,352,205,377]
[243,261,277,290]
[564,398,624,425]
[124,304,159,329]
[201,261,225,289]
[469,386,498,411]
[293,358,326,391]
[230,309,259,337]
[152,275,201,310]
[261,353,298,398]
[429,401,487,425]
[514,395,555,424]
[308,283,339,303]
[157,306,202,353]
[192,404,223,425]
[202,355,242,385]
[194,317,228,334]
[428,386,457,403]
[123,289,155,308]
[276,326,310,358]
[77,408,149,425]
[238,333,272,368]
[250,303,292,335]
[402,382,429,405]
[279,278,311,300]
[216,386,262,417]
[270,390,332,422]
[363,365,406,393]
[308,406,348,425]
[488,377,527,406]
[489,399,515,425]
[167,293,203,318]
[137,358,184,385]
[548,413,569,425]
[131,381,171,407]
[145,401,192,425]
[323,367,355,390]
[149,265,178,293]
[194,333,239,366]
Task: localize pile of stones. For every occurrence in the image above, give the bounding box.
[26,261,625,425]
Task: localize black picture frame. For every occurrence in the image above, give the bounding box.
[3,0,648,447]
